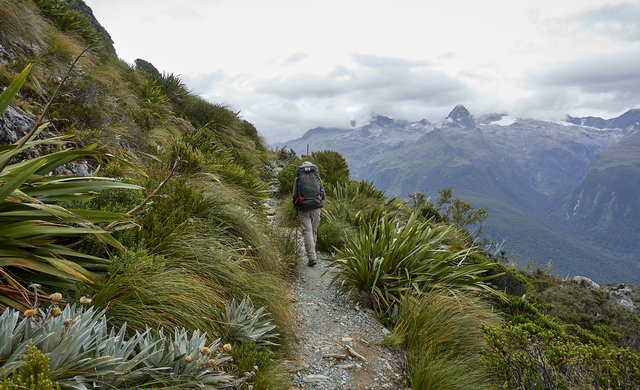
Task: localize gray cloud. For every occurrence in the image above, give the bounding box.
[520,50,640,118]
[240,54,473,142]
[531,50,640,93]
[575,2,640,41]
[255,54,468,103]
[182,71,228,95]
[283,52,308,65]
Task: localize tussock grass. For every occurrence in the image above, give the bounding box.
[394,292,501,390]
[91,249,225,335]
[163,222,291,333]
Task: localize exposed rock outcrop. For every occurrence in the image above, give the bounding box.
[0,106,34,144]
[70,0,114,46]
[605,284,636,311]
[567,275,600,289]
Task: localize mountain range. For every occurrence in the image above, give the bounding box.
[279,106,640,283]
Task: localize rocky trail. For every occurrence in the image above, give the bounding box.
[265,169,407,390]
[286,253,408,390]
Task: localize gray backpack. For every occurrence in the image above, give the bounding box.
[293,164,323,210]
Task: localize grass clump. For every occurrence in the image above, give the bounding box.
[90,248,225,334]
[392,292,500,390]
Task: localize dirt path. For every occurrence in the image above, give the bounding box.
[265,165,407,389]
[285,251,407,389]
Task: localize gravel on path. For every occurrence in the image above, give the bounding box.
[286,249,408,390]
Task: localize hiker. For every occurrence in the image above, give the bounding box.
[292,161,325,266]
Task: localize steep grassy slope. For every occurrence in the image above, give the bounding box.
[1,2,292,387]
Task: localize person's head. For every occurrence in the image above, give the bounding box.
[300,160,314,172]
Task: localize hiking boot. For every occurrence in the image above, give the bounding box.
[307,260,317,267]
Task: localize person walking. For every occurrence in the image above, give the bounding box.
[292,161,325,266]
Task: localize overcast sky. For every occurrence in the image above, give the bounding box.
[84,0,640,143]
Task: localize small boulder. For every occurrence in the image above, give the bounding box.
[606,284,635,311]
[567,275,600,289]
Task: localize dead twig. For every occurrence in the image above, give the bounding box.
[346,345,367,362]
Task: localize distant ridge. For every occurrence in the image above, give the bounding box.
[280,106,640,283]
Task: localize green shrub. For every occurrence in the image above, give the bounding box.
[137,177,208,251]
[310,150,350,186]
[231,342,287,390]
[276,158,303,197]
[1,342,59,390]
[316,218,354,252]
[483,322,640,389]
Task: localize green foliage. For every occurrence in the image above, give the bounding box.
[156,72,190,104]
[140,79,170,115]
[134,58,161,80]
[316,218,354,252]
[274,146,298,163]
[483,322,640,389]
[33,0,101,45]
[219,297,279,347]
[137,177,208,251]
[393,292,500,390]
[0,66,141,309]
[524,272,640,350]
[231,341,286,390]
[322,180,390,231]
[311,150,350,186]
[1,341,59,390]
[90,248,225,334]
[410,188,487,237]
[330,212,501,319]
[276,158,303,197]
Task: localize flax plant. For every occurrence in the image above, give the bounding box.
[330,212,500,319]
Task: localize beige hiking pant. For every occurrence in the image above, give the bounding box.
[298,208,321,262]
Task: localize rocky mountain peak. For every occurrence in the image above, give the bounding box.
[370,114,396,127]
[443,104,475,129]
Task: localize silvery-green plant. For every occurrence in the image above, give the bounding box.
[0,305,234,388]
[220,297,279,347]
[137,327,233,387]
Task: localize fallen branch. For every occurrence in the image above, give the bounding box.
[346,346,367,362]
